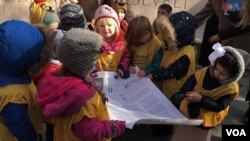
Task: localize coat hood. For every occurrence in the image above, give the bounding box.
[0,20,54,86]
[37,74,95,117]
[210,46,245,84]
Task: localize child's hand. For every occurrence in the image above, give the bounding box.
[209,34,220,43]
[137,70,145,78]
[129,66,136,74]
[114,65,129,79]
[185,90,202,102]
[145,74,153,79]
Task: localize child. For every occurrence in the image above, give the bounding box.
[149,11,197,136]
[33,3,88,86]
[151,11,197,99]
[110,0,128,33]
[29,0,60,30]
[170,43,245,141]
[0,20,54,141]
[156,3,172,18]
[126,15,163,78]
[36,28,126,141]
[94,4,130,79]
[58,3,87,31]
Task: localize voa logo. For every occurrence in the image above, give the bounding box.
[226,129,246,136]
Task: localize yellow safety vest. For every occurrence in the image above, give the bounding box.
[160,45,196,99]
[0,83,43,141]
[50,91,111,141]
[179,67,239,127]
[131,36,162,69]
[96,46,126,71]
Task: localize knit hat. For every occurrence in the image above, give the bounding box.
[59,3,86,31]
[58,28,103,78]
[169,11,197,47]
[29,1,54,24]
[42,9,60,26]
[111,0,128,12]
[94,4,119,27]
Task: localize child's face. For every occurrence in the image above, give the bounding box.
[116,9,126,22]
[139,31,151,44]
[214,63,230,81]
[97,19,116,39]
[157,8,169,17]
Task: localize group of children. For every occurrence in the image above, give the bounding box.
[0,0,247,141]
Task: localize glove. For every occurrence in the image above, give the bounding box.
[114,64,129,79]
[110,120,126,137]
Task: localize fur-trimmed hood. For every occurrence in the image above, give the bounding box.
[153,16,177,51]
[0,20,54,86]
[210,46,245,85]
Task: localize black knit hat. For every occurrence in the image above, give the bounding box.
[169,11,197,48]
[59,3,86,31]
[58,28,103,78]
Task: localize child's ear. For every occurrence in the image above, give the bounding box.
[88,19,95,31]
[91,19,95,25]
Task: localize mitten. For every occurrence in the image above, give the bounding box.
[114,64,129,79]
[110,120,126,137]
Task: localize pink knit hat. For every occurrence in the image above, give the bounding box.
[94,4,119,27]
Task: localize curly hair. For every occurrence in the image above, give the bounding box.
[215,51,238,78]
[28,24,55,75]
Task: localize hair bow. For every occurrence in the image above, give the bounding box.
[208,42,226,66]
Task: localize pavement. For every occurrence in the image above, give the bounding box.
[112,72,249,141]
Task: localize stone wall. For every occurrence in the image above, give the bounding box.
[0,0,56,23]
[0,0,206,41]
[0,0,207,23]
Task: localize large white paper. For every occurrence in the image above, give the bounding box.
[95,72,203,129]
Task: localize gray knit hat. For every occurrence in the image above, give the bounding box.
[59,3,86,31]
[58,28,103,77]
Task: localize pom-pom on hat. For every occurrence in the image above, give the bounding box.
[34,0,46,3]
[111,0,128,12]
[169,11,197,47]
[94,4,119,27]
[59,3,86,31]
[58,28,103,78]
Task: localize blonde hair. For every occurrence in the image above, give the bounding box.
[94,17,120,39]
[153,16,176,51]
[238,0,250,28]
